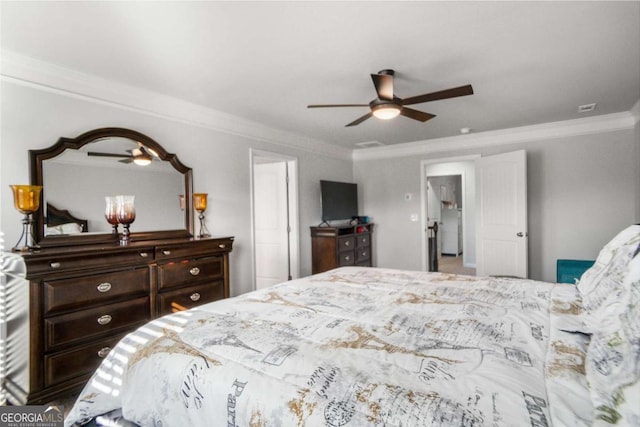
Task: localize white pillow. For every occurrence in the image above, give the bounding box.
[45,222,83,236]
[577,225,640,328]
[60,222,83,234]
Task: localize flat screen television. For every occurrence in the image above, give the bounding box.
[320,180,358,222]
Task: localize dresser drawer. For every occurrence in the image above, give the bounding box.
[25,248,154,276]
[156,239,232,261]
[43,268,149,315]
[45,297,150,350]
[157,281,225,316]
[356,233,370,248]
[338,251,356,266]
[356,247,370,263]
[338,236,356,252]
[158,256,224,290]
[44,334,124,387]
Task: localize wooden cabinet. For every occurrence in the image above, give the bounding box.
[2,236,233,405]
[311,224,373,274]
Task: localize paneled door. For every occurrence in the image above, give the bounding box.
[475,150,528,278]
[254,161,290,289]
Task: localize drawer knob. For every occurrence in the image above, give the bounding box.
[344,255,350,261]
[162,250,171,255]
[189,267,201,276]
[50,262,61,269]
[139,252,149,258]
[96,282,112,293]
[344,241,350,247]
[97,347,111,358]
[190,292,201,302]
[97,315,112,325]
[362,252,367,257]
[218,244,226,249]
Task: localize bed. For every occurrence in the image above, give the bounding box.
[45,203,89,235]
[65,225,640,427]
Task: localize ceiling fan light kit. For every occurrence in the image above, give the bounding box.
[87,145,155,166]
[308,69,473,127]
[371,102,401,120]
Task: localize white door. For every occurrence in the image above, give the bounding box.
[254,161,290,289]
[475,150,528,278]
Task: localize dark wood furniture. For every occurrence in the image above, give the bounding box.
[311,223,374,274]
[1,127,230,405]
[3,236,233,405]
[30,127,194,248]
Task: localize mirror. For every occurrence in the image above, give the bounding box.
[30,128,193,247]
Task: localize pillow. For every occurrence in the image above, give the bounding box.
[577,225,640,327]
[60,222,83,234]
[44,222,83,236]
[586,252,640,425]
[45,225,63,235]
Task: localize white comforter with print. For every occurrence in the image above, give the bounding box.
[66,267,591,427]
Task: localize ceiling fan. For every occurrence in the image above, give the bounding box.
[307,69,474,127]
[87,146,155,166]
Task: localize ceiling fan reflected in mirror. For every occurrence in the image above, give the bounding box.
[307,69,474,127]
[87,146,157,166]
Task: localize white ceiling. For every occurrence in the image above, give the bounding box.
[1,1,639,150]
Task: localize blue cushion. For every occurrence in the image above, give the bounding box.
[556,259,595,284]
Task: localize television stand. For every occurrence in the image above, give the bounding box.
[310,223,374,274]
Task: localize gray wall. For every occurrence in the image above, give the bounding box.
[354,129,638,283]
[0,81,353,296]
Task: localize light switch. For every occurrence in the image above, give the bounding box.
[410,213,419,222]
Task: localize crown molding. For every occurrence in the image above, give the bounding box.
[352,111,637,161]
[0,50,351,160]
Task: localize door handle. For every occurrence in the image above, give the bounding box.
[517,232,528,237]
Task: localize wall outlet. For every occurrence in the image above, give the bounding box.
[410,213,419,222]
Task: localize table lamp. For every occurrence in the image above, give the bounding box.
[10,184,42,252]
[193,193,210,238]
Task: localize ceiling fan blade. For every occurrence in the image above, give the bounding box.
[401,84,474,106]
[400,107,436,122]
[87,152,130,158]
[307,104,369,108]
[371,71,394,100]
[345,112,373,127]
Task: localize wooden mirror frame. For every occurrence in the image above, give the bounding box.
[30,127,194,247]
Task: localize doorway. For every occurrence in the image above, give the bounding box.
[420,150,528,278]
[421,157,478,275]
[250,149,299,290]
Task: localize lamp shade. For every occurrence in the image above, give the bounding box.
[372,104,401,120]
[193,193,208,212]
[10,185,42,215]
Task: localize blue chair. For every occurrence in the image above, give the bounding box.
[556,259,595,284]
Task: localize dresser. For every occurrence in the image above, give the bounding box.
[310,224,373,274]
[2,236,233,405]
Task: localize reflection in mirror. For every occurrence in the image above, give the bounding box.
[30,128,193,247]
[43,138,183,234]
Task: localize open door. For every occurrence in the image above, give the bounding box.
[252,150,299,290]
[475,150,528,278]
